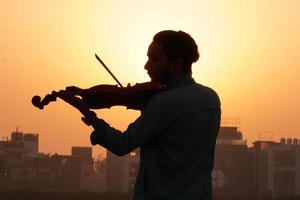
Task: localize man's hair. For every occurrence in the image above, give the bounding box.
[153,30,199,73]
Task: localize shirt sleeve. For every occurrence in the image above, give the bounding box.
[90,95,175,156]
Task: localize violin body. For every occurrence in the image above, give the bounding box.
[82,82,162,110]
[32,82,163,111]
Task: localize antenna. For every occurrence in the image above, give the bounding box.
[258,131,273,141]
[94,54,123,88]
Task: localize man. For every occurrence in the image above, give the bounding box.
[58,30,221,200]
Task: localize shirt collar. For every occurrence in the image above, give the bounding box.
[165,74,195,89]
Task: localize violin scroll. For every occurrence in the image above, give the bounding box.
[32,95,43,109]
[31,91,60,110]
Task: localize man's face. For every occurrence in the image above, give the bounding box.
[144,41,170,82]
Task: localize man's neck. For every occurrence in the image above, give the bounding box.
[165,72,191,83]
[164,73,193,89]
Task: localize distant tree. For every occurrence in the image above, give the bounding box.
[94,153,106,173]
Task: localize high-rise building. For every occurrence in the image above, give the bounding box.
[0,131,39,157]
[106,148,139,194]
[0,131,106,192]
[249,138,300,198]
[213,126,255,198]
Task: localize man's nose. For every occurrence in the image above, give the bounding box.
[144,61,149,70]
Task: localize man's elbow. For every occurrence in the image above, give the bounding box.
[111,147,131,157]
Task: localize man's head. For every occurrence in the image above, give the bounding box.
[144,30,199,83]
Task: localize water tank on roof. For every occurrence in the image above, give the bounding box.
[280,138,286,145]
[287,138,292,145]
[293,138,299,145]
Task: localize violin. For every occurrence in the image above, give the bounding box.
[31,82,163,111]
[32,54,164,111]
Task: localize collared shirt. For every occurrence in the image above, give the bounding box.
[90,75,221,200]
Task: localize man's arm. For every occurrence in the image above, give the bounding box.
[90,96,175,156]
[56,90,174,156]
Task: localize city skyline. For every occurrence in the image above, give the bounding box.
[1,0,299,155]
[2,125,299,198]
[1,119,299,158]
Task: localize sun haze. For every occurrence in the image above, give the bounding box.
[0,0,299,157]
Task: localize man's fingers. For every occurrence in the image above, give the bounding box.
[65,86,82,93]
[55,90,93,121]
[57,90,75,103]
[57,90,68,98]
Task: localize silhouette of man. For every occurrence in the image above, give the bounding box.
[58,30,221,200]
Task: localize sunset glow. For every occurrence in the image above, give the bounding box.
[1,0,299,157]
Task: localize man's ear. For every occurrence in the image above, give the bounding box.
[171,58,184,71]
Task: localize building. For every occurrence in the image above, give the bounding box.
[0,130,106,192]
[103,125,300,199]
[106,148,139,194]
[249,138,300,198]
[3,127,299,197]
[0,130,39,190]
[212,126,255,198]
[69,146,96,191]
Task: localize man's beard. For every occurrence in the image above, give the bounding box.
[160,62,172,84]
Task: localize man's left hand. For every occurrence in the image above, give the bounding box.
[56,90,90,116]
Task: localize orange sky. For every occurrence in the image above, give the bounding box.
[1,0,299,157]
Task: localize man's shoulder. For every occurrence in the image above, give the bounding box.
[164,82,219,99]
[150,82,220,108]
[195,83,221,107]
[196,83,220,100]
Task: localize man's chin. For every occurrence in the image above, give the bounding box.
[148,75,155,82]
[148,74,163,83]
[150,77,159,82]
